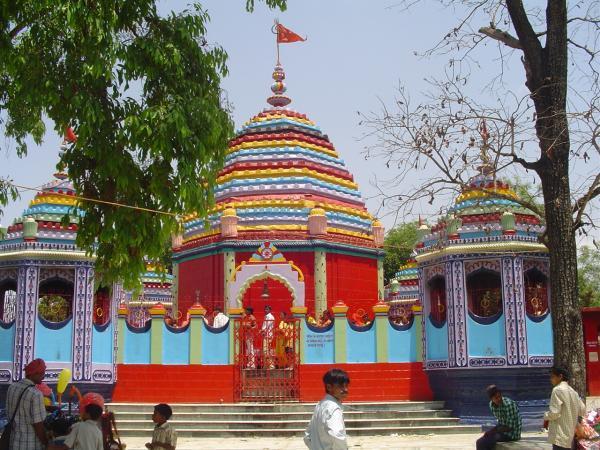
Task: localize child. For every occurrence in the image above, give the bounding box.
[145,403,177,450]
[48,403,103,450]
[304,368,350,450]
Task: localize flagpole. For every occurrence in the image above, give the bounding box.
[275,19,280,65]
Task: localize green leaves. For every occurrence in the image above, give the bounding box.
[0,0,220,286]
[383,222,418,283]
[0,0,284,288]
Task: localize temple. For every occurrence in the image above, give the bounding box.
[173,63,385,321]
[1,57,598,425]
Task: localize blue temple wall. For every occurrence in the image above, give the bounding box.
[388,321,418,362]
[123,322,151,364]
[425,319,448,360]
[163,324,190,364]
[346,322,376,363]
[35,317,73,362]
[526,315,553,355]
[303,322,335,364]
[201,322,230,364]
[92,323,113,364]
[0,322,15,362]
[466,315,506,357]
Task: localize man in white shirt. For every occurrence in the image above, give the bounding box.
[304,368,349,450]
[212,307,229,328]
[261,305,276,369]
[544,366,586,450]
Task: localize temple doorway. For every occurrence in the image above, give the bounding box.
[241,277,294,323]
[234,275,300,402]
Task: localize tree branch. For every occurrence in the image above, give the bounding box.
[478,26,522,49]
[573,172,600,229]
[505,0,544,90]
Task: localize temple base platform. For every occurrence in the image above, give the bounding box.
[427,368,552,431]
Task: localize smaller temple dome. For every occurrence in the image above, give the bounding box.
[416,169,547,261]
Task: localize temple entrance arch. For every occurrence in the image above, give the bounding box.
[230,243,302,402]
[227,242,305,313]
[241,277,294,323]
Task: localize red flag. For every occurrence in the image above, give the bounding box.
[65,126,77,143]
[277,24,306,44]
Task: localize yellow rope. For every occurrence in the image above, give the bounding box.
[8,182,178,217]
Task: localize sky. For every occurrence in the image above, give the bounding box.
[1,1,598,244]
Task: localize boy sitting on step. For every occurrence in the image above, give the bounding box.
[145,403,177,450]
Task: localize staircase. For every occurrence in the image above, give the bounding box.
[107,401,481,438]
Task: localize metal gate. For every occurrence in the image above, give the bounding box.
[233,318,301,402]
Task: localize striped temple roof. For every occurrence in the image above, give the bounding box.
[181,64,378,248]
[416,170,547,261]
[0,171,82,249]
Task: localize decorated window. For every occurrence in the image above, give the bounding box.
[389,303,415,329]
[38,278,73,323]
[127,304,151,328]
[0,280,17,323]
[427,276,446,327]
[93,287,111,326]
[467,270,502,321]
[524,268,549,319]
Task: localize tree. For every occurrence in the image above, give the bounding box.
[383,222,418,283]
[0,0,286,287]
[361,1,600,394]
[578,245,600,307]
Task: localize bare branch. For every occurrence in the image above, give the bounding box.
[479,26,522,49]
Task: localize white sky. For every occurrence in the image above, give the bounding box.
[1,0,598,246]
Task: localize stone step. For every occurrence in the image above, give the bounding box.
[116,417,462,430]
[117,424,482,438]
[107,401,446,413]
[111,409,454,421]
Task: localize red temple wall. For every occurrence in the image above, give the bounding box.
[326,253,378,316]
[111,362,432,403]
[177,253,224,314]
[583,307,600,395]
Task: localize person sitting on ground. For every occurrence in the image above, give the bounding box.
[48,403,103,450]
[304,368,350,450]
[544,365,586,450]
[475,385,521,450]
[146,403,177,450]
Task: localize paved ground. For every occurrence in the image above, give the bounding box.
[121,431,551,449]
[120,398,600,449]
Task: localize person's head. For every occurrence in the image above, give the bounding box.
[244,307,253,316]
[265,305,272,313]
[24,358,46,384]
[323,368,350,403]
[486,385,503,406]
[550,366,570,386]
[83,403,103,421]
[215,306,222,314]
[153,403,173,424]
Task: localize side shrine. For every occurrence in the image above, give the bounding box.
[1,61,585,427]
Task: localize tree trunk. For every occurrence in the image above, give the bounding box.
[514,0,587,396]
[539,158,587,396]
